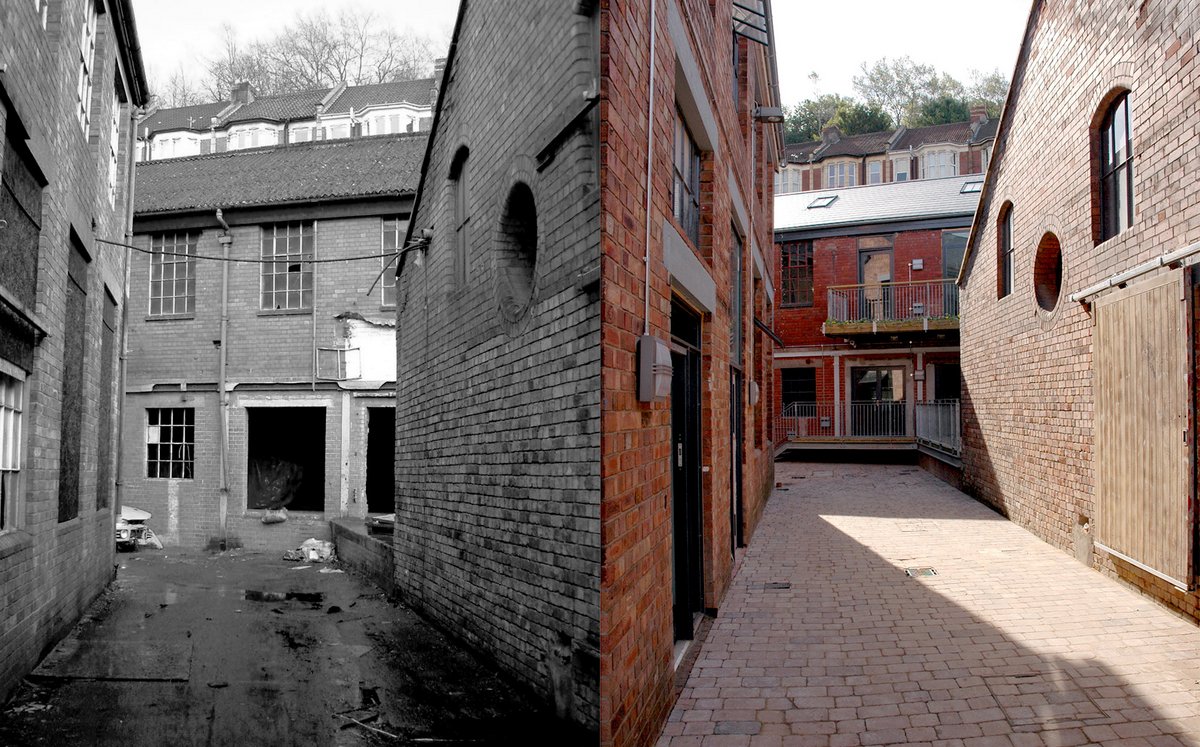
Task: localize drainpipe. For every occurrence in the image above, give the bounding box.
[215,208,232,551]
[114,106,142,530]
[641,0,657,338]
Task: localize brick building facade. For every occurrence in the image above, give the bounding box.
[0,0,148,701]
[776,112,997,195]
[392,0,780,743]
[959,1,1200,620]
[121,134,424,552]
[773,177,979,467]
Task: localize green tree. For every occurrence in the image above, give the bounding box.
[852,56,940,126]
[783,94,852,143]
[825,102,893,136]
[909,95,972,127]
[966,68,1009,118]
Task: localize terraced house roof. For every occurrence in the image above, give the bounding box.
[326,78,435,114]
[223,87,331,125]
[135,133,428,214]
[140,101,230,133]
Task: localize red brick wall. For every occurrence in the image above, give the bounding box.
[959,0,1200,621]
[599,1,778,744]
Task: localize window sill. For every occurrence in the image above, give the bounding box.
[0,529,33,561]
[145,314,196,322]
[257,308,313,317]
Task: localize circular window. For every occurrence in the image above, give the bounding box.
[497,182,538,323]
[1033,233,1063,312]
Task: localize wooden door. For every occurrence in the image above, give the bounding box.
[1094,270,1193,589]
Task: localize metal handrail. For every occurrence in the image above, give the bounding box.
[827,278,959,324]
[915,399,961,456]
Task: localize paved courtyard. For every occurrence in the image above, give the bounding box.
[659,461,1200,747]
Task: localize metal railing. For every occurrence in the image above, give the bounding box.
[915,399,961,456]
[777,402,837,440]
[776,401,909,441]
[827,278,959,324]
[847,401,907,437]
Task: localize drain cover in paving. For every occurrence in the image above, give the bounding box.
[904,567,937,577]
[32,639,192,682]
[760,582,792,590]
[983,669,1113,731]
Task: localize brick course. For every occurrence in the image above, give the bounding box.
[0,0,146,701]
[959,0,1200,623]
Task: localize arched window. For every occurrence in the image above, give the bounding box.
[449,147,469,288]
[497,182,537,322]
[1098,93,1133,242]
[997,202,1013,299]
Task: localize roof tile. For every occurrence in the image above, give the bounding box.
[134,133,427,214]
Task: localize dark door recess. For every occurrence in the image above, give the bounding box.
[671,299,704,641]
[366,407,396,513]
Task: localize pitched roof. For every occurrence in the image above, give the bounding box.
[774,176,982,234]
[142,102,230,135]
[134,133,427,215]
[223,87,332,125]
[327,79,435,114]
[817,129,894,158]
[970,118,999,144]
[891,121,973,151]
[783,140,822,163]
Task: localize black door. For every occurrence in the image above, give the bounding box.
[671,301,704,641]
[366,407,395,513]
[730,368,744,551]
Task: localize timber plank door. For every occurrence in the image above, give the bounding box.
[1094,270,1194,590]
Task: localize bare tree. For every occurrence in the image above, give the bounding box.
[200,8,440,101]
[146,65,204,109]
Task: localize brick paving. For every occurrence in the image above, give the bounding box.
[658,462,1200,747]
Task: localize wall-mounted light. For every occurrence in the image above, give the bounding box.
[753,106,785,124]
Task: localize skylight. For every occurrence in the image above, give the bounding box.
[808,195,837,209]
[961,181,984,193]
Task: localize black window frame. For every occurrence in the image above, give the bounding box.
[780,241,813,308]
[1098,93,1133,242]
[998,204,1013,299]
[781,368,817,409]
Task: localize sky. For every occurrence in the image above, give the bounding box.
[131,0,1032,107]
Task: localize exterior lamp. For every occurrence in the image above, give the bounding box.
[753,106,785,124]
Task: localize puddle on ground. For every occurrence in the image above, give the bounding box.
[242,590,325,604]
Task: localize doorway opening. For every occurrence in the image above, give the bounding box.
[366,407,395,513]
[850,367,906,437]
[671,298,704,641]
[247,407,326,512]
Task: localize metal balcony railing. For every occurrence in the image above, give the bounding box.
[915,399,961,456]
[776,401,910,441]
[827,278,959,325]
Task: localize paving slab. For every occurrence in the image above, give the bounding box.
[659,462,1200,747]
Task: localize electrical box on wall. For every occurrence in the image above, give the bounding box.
[911,258,924,270]
[637,335,672,402]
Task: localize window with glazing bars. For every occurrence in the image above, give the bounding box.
[381,218,405,307]
[1099,93,1133,242]
[149,232,197,316]
[672,107,701,246]
[77,1,98,134]
[781,241,813,307]
[146,408,194,479]
[261,222,313,310]
[0,371,23,531]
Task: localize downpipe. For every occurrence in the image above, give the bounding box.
[216,208,232,551]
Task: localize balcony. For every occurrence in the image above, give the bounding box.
[824,278,959,336]
[776,401,911,446]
